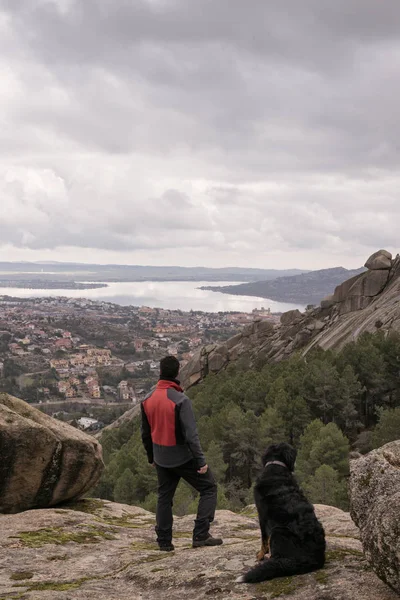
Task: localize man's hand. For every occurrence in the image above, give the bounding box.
[197,464,208,474]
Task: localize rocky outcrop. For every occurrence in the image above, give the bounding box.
[330,256,390,315]
[181,250,400,389]
[181,320,277,387]
[365,249,393,270]
[0,394,104,514]
[280,309,303,326]
[0,499,396,599]
[350,441,400,593]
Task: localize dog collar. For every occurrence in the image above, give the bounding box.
[264,460,287,469]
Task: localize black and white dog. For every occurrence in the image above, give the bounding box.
[237,442,326,584]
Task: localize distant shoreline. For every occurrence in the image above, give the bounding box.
[199,284,287,302]
[0,280,108,290]
[0,280,305,314]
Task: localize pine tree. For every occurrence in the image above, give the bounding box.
[259,407,287,446]
[305,464,343,507]
[309,422,350,478]
[336,334,386,426]
[213,403,261,487]
[273,389,310,446]
[140,492,158,513]
[114,468,137,505]
[205,440,228,482]
[336,365,362,434]
[133,454,158,502]
[305,359,341,423]
[378,333,400,408]
[372,407,400,448]
[216,485,230,510]
[296,420,349,509]
[173,482,198,516]
[296,419,324,483]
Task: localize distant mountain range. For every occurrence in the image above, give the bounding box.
[0,261,306,283]
[200,267,366,305]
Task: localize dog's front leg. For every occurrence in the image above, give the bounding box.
[256,535,270,561]
[265,536,271,558]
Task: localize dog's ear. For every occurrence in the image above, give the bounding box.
[261,444,277,466]
[280,443,297,472]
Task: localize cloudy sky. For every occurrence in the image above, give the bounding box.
[0,0,399,270]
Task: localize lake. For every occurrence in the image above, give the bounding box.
[0,281,305,313]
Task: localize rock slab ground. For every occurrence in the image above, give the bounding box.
[0,500,396,600]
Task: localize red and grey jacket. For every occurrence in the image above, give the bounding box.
[140,379,206,469]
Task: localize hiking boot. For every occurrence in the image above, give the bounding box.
[158,542,175,552]
[192,535,223,548]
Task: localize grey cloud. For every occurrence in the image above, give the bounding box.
[0,0,400,266]
[2,0,400,171]
[0,164,214,251]
[0,160,399,261]
[6,1,400,68]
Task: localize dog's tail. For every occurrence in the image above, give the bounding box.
[237,555,324,584]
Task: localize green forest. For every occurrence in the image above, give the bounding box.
[93,331,400,514]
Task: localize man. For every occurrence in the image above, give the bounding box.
[141,355,222,551]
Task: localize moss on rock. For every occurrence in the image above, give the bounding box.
[24,581,83,592]
[255,575,299,598]
[130,541,160,551]
[314,569,329,585]
[14,526,116,548]
[172,531,192,539]
[10,572,34,581]
[326,548,363,562]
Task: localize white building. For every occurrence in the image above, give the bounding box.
[77,417,99,430]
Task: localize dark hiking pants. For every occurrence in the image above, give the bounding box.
[155,460,218,543]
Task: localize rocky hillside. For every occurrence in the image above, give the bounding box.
[181,250,400,389]
[200,266,365,306]
[0,499,396,600]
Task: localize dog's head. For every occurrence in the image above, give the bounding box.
[262,442,297,472]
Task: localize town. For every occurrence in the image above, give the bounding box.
[0,295,279,431]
